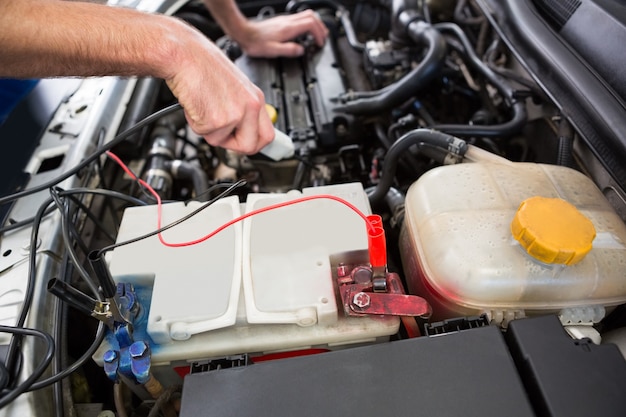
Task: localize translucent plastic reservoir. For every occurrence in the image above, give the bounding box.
[400,162,626,323]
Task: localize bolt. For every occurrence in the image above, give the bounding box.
[352,266,373,284]
[129,341,148,358]
[352,292,371,309]
[336,263,349,277]
[103,350,118,364]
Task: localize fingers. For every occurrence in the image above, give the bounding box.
[254,41,304,58]
[241,10,329,57]
[164,21,276,155]
[199,123,237,150]
[166,8,327,154]
[273,10,328,49]
[192,91,274,155]
[228,98,274,154]
[290,9,329,47]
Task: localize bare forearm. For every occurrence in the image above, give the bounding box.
[201,0,247,38]
[0,0,191,79]
[0,0,277,154]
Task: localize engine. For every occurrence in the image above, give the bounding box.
[2,0,626,416]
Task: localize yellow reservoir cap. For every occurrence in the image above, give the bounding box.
[265,104,278,124]
[510,196,596,265]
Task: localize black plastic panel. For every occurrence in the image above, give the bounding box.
[534,0,626,100]
[532,0,581,29]
[478,0,626,191]
[180,325,535,417]
[506,315,626,417]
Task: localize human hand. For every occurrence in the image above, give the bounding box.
[234,9,329,58]
[163,24,275,154]
[0,0,277,154]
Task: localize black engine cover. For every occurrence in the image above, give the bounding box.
[234,37,362,151]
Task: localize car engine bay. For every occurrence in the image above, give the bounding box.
[1,0,626,415]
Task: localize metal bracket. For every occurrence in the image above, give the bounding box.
[336,263,431,318]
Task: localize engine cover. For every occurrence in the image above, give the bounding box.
[234,37,363,151]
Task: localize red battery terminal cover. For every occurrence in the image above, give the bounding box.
[367,214,387,269]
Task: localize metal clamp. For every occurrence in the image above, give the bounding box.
[336,263,432,318]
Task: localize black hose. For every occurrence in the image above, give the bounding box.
[335,21,446,114]
[484,39,545,99]
[367,129,467,205]
[165,160,210,201]
[425,22,527,137]
[384,187,406,227]
[556,117,575,167]
[374,123,394,150]
[389,0,423,45]
[435,22,515,101]
[430,101,527,138]
[385,187,406,213]
[375,122,421,176]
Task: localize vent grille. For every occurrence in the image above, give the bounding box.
[533,0,582,29]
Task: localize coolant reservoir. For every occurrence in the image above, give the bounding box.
[400,162,626,324]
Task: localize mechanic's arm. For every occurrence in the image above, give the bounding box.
[202,0,328,57]
[0,0,274,154]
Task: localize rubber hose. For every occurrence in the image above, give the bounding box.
[367,129,467,205]
[430,101,527,138]
[427,22,527,137]
[335,22,446,114]
[556,117,574,167]
[165,160,210,202]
